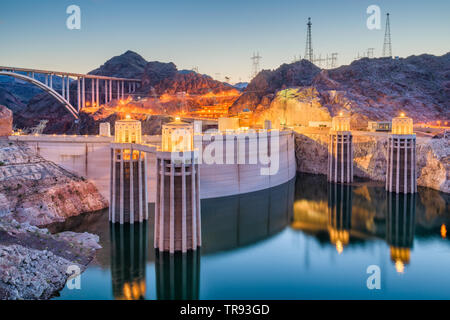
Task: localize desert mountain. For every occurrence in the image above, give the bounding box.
[232,53,450,128]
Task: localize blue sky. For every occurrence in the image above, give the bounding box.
[0,0,449,82]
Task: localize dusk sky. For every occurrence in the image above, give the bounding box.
[0,0,449,83]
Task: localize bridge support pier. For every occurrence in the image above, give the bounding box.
[66,76,70,104]
[109,79,112,102]
[61,76,65,99]
[91,78,94,107]
[77,77,81,112]
[104,79,108,104]
[96,78,99,106]
[82,77,85,110]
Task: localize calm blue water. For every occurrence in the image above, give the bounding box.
[53,174,450,300]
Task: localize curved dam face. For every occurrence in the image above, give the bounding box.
[10,130,296,202]
[198,130,296,199]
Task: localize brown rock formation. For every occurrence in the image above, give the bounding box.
[0,140,108,226]
[232,53,450,128]
[0,106,12,136]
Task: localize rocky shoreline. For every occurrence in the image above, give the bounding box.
[0,139,108,299]
[0,218,101,299]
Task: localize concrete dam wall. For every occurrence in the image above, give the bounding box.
[10,131,296,202]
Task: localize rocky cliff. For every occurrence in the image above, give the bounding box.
[232,53,450,128]
[0,138,107,299]
[0,106,12,136]
[0,139,108,226]
[294,131,449,193]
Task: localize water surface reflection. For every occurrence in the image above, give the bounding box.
[53,174,450,299]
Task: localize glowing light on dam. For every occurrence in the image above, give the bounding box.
[327,113,353,184]
[386,113,417,194]
[109,115,148,224]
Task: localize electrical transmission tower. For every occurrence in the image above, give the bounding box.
[331,53,338,68]
[383,13,392,58]
[367,48,374,58]
[250,52,262,79]
[305,17,313,62]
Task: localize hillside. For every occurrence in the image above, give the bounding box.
[232,53,450,128]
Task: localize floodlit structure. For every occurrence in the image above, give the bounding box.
[386,113,417,193]
[161,117,193,152]
[218,117,240,132]
[154,118,201,253]
[368,121,391,132]
[327,113,353,183]
[238,108,252,129]
[110,115,148,224]
[99,122,111,137]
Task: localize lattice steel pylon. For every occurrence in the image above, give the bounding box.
[383,13,392,58]
[250,52,262,79]
[305,17,313,62]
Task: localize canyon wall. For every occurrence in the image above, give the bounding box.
[0,140,108,226]
[0,106,12,137]
[294,131,449,193]
[232,54,450,129]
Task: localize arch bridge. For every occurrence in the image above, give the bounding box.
[0,66,142,119]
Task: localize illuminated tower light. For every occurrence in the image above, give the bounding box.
[386,113,417,194]
[155,118,201,253]
[327,112,353,183]
[110,115,148,224]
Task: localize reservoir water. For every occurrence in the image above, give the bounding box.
[52,173,450,300]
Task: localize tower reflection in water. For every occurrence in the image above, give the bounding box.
[155,250,200,300]
[386,193,416,273]
[110,222,148,300]
[327,183,352,254]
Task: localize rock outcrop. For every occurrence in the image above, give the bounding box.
[232,53,450,128]
[294,131,449,193]
[0,218,100,300]
[89,50,148,79]
[0,140,108,226]
[230,60,321,114]
[0,106,12,136]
